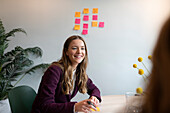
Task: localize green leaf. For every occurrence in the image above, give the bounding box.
[5,28,26,39]
[0,42,8,56]
[25,63,50,75]
[24,47,43,58]
[0,19,5,37]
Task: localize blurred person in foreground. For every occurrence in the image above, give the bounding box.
[124,17,170,113]
[141,17,170,113]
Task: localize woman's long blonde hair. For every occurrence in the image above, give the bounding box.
[53,35,88,95]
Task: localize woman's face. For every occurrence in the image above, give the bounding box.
[66,39,86,68]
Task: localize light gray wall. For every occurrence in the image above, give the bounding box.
[0,0,170,100]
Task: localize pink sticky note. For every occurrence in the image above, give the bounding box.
[83,24,88,29]
[99,22,104,27]
[83,15,89,21]
[92,15,98,20]
[75,19,80,24]
[82,29,88,35]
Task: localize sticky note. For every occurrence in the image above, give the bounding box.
[83,8,89,14]
[83,23,88,29]
[74,25,80,30]
[75,19,80,24]
[83,15,89,21]
[92,15,98,20]
[75,12,81,17]
[93,8,98,14]
[82,29,88,35]
[92,21,98,27]
[90,107,100,111]
[99,22,104,27]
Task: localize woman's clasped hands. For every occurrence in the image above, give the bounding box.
[75,96,99,113]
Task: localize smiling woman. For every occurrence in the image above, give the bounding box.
[31,35,102,113]
[66,37,86,70]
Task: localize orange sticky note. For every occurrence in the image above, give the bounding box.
[74,25,80,30]
[93,8,98,14]
[83,8,89,14]
[90,107,100,111]
[75,12,81,17]
[92,21,98,27]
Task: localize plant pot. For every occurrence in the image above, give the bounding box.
[0,99,11,113]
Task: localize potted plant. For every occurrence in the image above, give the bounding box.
[0,19,50,101]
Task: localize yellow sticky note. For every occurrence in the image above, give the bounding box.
[90,107,100,112]
[75,12,81,17]
[92,21,98,27]
[83,8,89,14]
[93,8,98,14]
[74,25,80,30]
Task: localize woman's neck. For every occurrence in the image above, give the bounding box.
[72,64,78,71]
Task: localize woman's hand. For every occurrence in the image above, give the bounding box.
[89,96,99,107]
[75,99,95,113]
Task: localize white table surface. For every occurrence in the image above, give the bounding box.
[96,95,126,113]
[1,95,126,113]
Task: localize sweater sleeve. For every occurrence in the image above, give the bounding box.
[32,65,76,113]
[86,77,102,102]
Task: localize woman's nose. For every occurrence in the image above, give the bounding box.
[77,48,81,53]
